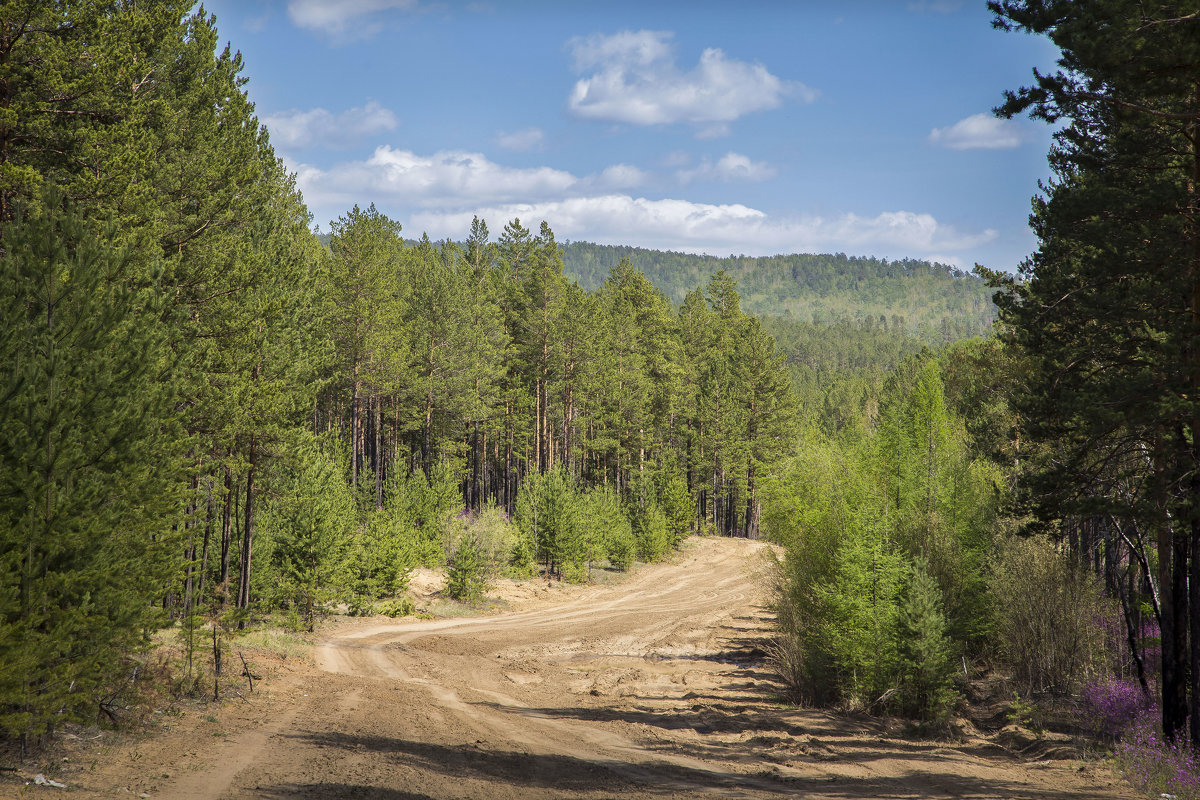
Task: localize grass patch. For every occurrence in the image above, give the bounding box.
[422,597,495,618]
[235,627,313,661]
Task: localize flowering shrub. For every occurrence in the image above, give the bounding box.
[1113,708,1200,800]
[1079,677,1154,738]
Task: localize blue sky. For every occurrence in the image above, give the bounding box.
[199,0,1062,272]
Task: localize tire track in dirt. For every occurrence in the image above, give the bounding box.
[63,536,1142,799]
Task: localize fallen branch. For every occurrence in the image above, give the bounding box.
[238,651,255,694]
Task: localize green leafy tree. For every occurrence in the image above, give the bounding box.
[628,474,672,562]
[657,469,695,545]
[578,486,633,571]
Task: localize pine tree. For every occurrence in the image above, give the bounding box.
[0,195,180,738]
[897,558,957,722]
[259,439,354,631]
[326,204,406,494]
[989,0,1200,742]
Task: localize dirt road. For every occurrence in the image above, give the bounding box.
[53,537,1136,799]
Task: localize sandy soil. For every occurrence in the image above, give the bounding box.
[9,537,1139,799]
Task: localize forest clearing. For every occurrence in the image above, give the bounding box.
[16,537,1134,800]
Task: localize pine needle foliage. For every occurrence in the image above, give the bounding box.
[897,557,957,721]
[0,196,181,738]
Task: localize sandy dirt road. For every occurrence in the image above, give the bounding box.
[51,536,1137,800]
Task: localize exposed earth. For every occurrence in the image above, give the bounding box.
[9,537,1138,799]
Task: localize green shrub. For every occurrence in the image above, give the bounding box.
[445,534,489,603]
[657,471,695,545]
[632,500,671,562]
[989,534,1112,696]
[376,596,416,618]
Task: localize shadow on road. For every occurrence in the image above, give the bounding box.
[272,728,1107,799]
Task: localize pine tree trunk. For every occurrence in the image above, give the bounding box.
[535,380,542,473]
[237,436,257,620]
[198,476,213,601]
[744,460,757,539]
[712,462,721,536]
[375,396,383,508]
[505,416,513,514]
[351,369,361,487]
[472,421,481,510]
[1187,88,1200,749]
[423,387,433,480]
[1167,526,1188,740]
[220,465,233,587]
[1160,448,1187,743]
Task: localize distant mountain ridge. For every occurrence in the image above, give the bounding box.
[561,241,995,342]
[316,230,995,343]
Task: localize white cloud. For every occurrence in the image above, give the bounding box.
[287,0,418,37]
[264,101,398,150]
[694,123,732,140]
[294,147,992,260]
[495,127,545,152]
[408,196,996,259]
[677,152,776,184]
[569,29,674,71]
[929,113,1024,150]
[592,164,648,190]
[294,147,649,211]
[660,151,691,168]
[566,30,815,128]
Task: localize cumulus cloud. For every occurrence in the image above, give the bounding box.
[929,113,1024,150]
[677,152,776,184]
[264,101,398,150]
[296,146,582,209]
[287,0,418,37]
[408,196,996,259]
[293,146,992,260]
[569,29,674,71]
[566,30,815,130]
[495,127,545,151]
[294,147,651,214]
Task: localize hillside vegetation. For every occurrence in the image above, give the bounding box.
[562,241,995,341]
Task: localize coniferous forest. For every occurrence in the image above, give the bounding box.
[4,3,1200,797]
[0,1,800,742]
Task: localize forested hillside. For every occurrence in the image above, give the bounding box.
[321,235,996,344]
[562,242,995,341]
